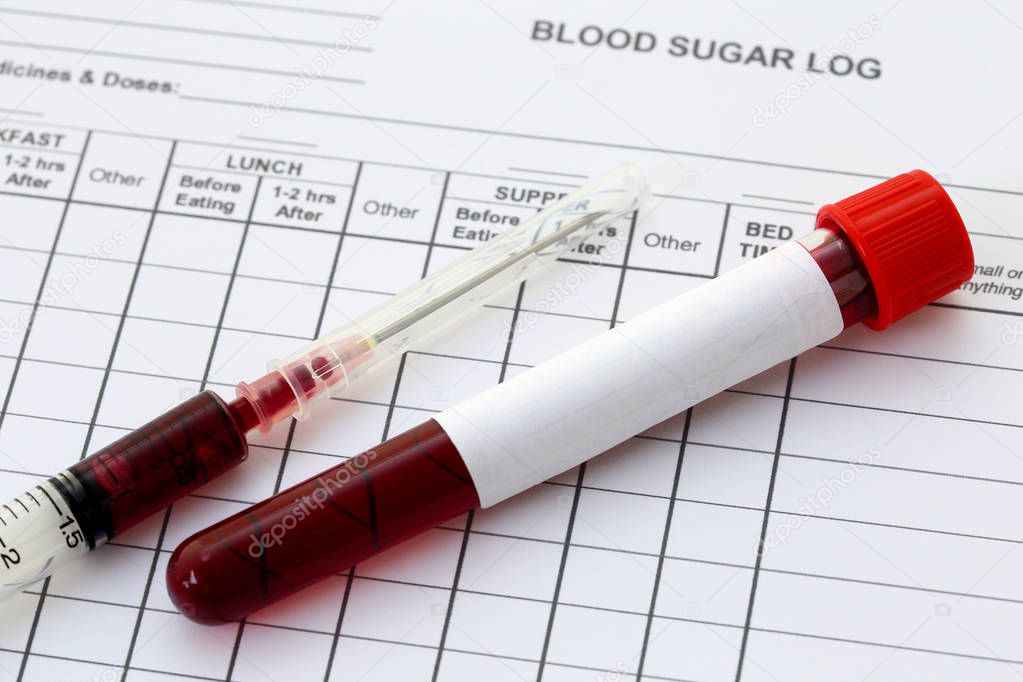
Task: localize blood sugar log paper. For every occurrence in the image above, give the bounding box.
[0,2,1021,681]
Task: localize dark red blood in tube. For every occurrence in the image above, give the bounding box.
[167,419,479,624]
[799,227,877,328]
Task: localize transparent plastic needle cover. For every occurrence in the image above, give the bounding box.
[239,163,648,428]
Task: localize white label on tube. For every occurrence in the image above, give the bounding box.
[435,241,845,508]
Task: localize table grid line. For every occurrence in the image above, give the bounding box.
[2,316,1019,390]
[17,563,1023,675]
[3,370,1020,492]
[734,358,797,681]
[6,130,92,682]
[297,159,363,682]
[535,202,643,680]
[636,409,693,680]
[318,167,454,680]
[117,144,247,682]
[210,175,264,682]
[431,275,527,680]
[79,138,178,682]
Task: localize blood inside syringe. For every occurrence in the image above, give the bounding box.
[60,335,377,544]
[233,334,376,433]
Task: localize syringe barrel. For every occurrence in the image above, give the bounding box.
[61,391,250,541]
[237,163,648,432]
[166,170,974,623]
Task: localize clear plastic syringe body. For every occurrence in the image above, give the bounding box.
[0,164,646,600]
[236,162,648,432]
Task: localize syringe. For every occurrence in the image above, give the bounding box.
[0,163,648,600]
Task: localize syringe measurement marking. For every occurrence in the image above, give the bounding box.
[36,484,60,513]
[0,521,15,582]
[0,482,88,590]
[58,514,84,548]
[0,515,19,569]
[0,491,33,570]
[97,457,121,484]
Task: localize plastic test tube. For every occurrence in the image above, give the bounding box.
[167,169,975,623]
[0,164,645,600]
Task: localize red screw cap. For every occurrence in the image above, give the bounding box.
[816,169,974,330]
